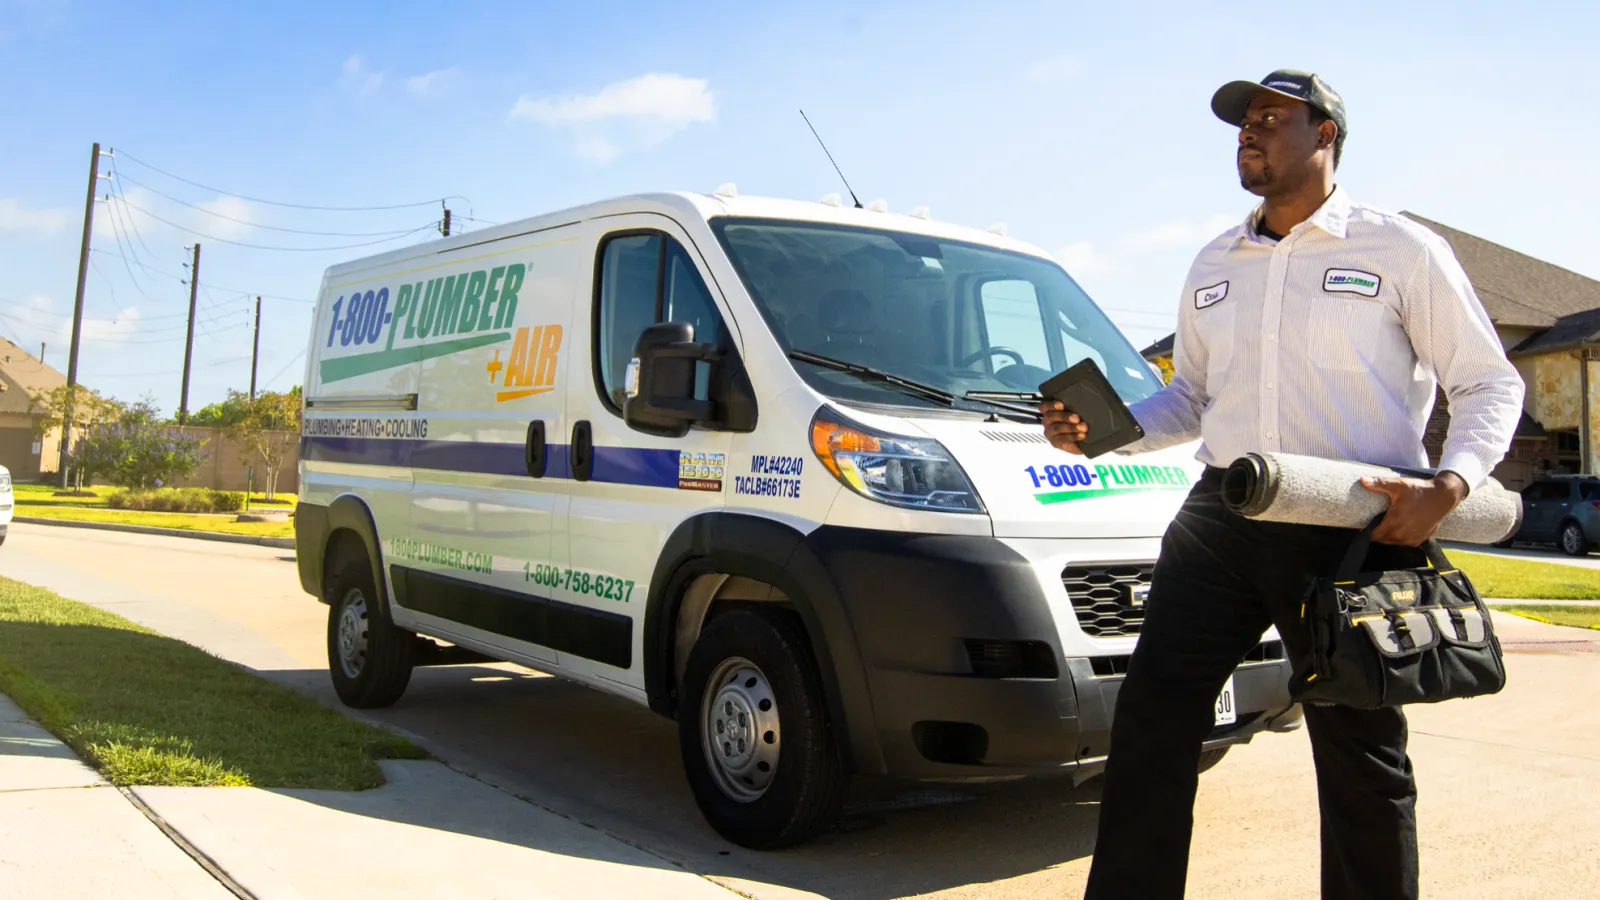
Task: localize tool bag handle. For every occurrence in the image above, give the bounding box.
[1335,515,1454,582]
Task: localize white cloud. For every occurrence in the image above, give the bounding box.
[1121,214,1238,251]
[0,197,72,235]
[77,306,141,347]
[193,195,257,240]
[1056,240,1115,276]
[1027,55,1083,82]
[340,55,383,95]
[510,73,715,162]
[406,67,458,96]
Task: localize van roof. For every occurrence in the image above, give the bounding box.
[320,190,1055,280]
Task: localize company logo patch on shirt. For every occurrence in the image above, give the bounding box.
[1323,268,1381,297]
[1194,281,1229,309]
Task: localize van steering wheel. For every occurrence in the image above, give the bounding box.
[959,347,1026,367]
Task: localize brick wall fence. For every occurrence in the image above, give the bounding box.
[170,426,300,494]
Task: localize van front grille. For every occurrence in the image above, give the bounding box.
[1063,563,1154,637]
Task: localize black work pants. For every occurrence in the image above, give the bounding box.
[1084,468,1420,900]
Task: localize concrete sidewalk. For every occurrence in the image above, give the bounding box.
[0,692,740,900]
[0,693,233,899]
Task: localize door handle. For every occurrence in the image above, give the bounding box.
[525,421,547,478]
[571,420,594,482]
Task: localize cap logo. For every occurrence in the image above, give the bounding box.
[1266,80,1304,90]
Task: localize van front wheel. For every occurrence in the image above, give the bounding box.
[325,553,415,708]
[678,606,846,849]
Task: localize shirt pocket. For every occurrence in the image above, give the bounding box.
[1307,295,1388,372]
[1192,302,1237,385]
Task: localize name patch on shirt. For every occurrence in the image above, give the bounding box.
[1194,281,1229,309]
[1323,268,1381,297]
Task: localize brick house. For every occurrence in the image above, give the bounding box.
[0,337,66,480]
[1137,213,1600,491]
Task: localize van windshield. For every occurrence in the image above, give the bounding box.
[711,218,1158,413]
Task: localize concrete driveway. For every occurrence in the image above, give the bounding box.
[2,522,1597,899]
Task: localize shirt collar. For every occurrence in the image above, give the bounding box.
[1232,184,1352,247]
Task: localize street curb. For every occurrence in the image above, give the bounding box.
[13,516,295,549]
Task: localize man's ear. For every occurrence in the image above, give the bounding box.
[1318,119,1338,151]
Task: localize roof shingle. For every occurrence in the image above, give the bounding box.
[1401,213,1600,329]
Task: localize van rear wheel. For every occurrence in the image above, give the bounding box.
[678,606,846,849]
[325,549,415,708]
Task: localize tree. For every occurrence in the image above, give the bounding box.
[188,393,253,428]
[28,384,124,438]
[1154,355,1175,385]
[73,400,207,489]
[223,388,302,498]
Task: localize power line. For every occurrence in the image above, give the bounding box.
[101,191,170,306]
[262,346,307,390]
[113,170,437,238]
[113,149,469,212]
[89,249,314,304]
[86,354,252,379]
[86,253,128,314]
[118,196,441,252]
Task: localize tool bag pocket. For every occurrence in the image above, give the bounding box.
[1290,520,1507,709]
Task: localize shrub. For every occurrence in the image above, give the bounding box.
[71,400,206,490]
[107,488,239,514]
[208,491,245,513]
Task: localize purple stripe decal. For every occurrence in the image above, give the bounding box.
[301,436,678,488]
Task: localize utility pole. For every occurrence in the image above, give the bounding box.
[59,142,107,488]
[178,243,201,425]
[440,206,452,237]
[249,296,261,399]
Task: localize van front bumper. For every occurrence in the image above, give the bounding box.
[798,526,1299,779]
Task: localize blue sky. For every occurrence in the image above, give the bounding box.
[2,0,1596,415]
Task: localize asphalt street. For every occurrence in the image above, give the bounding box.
[3,522,1597,899]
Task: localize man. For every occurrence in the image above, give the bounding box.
[1043,70,1524,899]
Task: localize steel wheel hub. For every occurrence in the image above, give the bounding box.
[1565,527,1583,554]
[700,657,781,802]
[337,589,370,679]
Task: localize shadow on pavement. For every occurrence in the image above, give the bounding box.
[261,662,1104,900]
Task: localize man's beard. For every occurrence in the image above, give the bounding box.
[1239,162,1274,192]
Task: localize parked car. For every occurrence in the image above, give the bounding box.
[1509,474,1600,556]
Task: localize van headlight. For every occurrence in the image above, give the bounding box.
[808,410,983,513]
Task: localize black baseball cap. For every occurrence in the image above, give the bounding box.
[1211,69,1346,135]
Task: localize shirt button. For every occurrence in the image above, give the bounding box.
[1267,334,1277,341]
[1266,432,1275,439]
[1266,382,1275,390]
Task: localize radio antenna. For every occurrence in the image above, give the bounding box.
[800,109,863,209]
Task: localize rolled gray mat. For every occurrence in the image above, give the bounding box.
[1220,452,1523,544]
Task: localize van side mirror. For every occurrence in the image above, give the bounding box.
[623,322,719,438]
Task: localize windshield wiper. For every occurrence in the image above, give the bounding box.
[787,351,1040,419]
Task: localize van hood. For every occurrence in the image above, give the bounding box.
[910,418,1205,539]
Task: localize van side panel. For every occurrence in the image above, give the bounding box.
[300,267,424,608]
[394,229,581,668]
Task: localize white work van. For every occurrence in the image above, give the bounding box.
[294,189,1297,848]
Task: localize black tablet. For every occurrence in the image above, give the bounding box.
[1038,359,1144,458]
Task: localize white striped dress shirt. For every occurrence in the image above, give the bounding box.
[1127,186,1525,490]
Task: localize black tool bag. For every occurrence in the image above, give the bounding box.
[1291,519,1507,709]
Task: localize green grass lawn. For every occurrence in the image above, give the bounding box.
[0,576,424,788]
[1494,605,1600,630]
[14,505,293,539]
[1451,550,1600,600]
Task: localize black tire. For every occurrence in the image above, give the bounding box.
[325,550,415,708]
[1197,747,1230,774]
[1560,521,1589,557]
[678,605,847,849]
